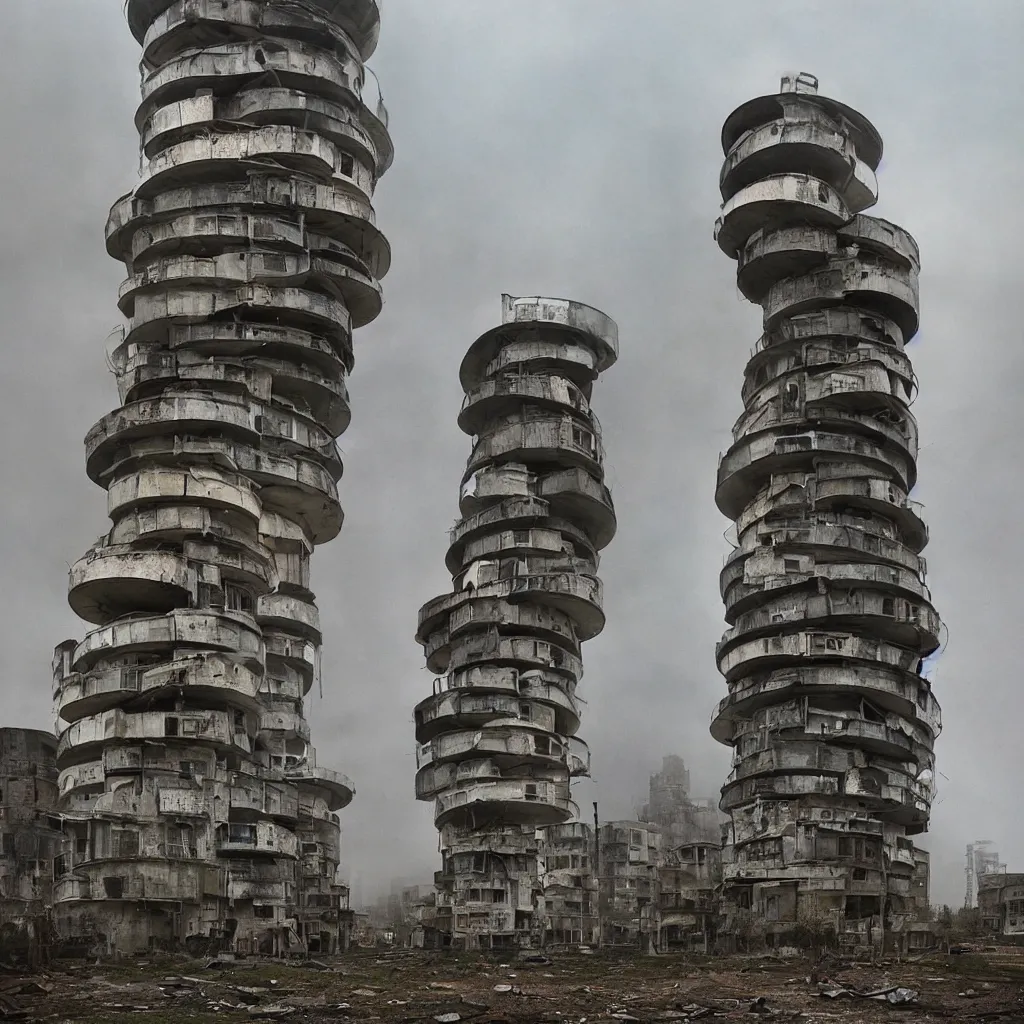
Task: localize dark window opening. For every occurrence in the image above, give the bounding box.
[103,877,125,899]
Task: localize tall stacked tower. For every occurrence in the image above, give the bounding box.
[710,74,941,949]
[414,295,617,949]
[52,0,390,955]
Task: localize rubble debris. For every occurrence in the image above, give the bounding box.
[247,1006,294,1020]
[820,984,919,1004]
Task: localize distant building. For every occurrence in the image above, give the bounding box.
[640,755,724,846]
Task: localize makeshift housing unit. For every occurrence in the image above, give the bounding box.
[52,0,391,954]
[415,294,618,948]
[710,73,941,950]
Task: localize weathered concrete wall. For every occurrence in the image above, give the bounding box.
[415,295,618,949]
[54,0,390,955]
[711,73,940,952]
[0,729,60,964]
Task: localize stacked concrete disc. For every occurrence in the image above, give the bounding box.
[710,74,941,948]
[415,294,617,949]
[52,0,390,955]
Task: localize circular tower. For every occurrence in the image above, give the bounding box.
[415,295,617,950]
[52,0,390,955]
[710,73,941,950]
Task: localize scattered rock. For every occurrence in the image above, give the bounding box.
[248,1006,294,1019]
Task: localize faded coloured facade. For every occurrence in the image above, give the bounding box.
[52,0,390,954]
[415,294,618,949]
[711,73,941,951]
[0,730,61,963]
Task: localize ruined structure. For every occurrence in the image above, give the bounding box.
[966,841,1003,908]
[640,755,722,846]
[978,873,1024,939]
[540,822,598,945]
[598,821,663,948]
[52,0,391,954]
[415,294,618,949]
[658,840,721,951]
[711,73,941,950]
[0,730,61,963]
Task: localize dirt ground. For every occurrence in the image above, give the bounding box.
[2,946,1023,1023]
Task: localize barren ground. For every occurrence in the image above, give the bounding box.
[3,946,1023,1023]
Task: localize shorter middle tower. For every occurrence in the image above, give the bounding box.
[415,294,618,949]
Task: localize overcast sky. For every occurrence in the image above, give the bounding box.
[1,0,1022,909]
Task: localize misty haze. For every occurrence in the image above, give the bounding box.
[0,1,1022,1004]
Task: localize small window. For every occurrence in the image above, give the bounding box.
[533,735,551,755]
[882,597,895,616]
[571,427,594,452]
[103,877,125,899]
[513,530,531,545]
[524,784,538,799]
[164,716,179,737]
[225,585,255,614]
[338,151,355,177]
[784,558,800,572]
